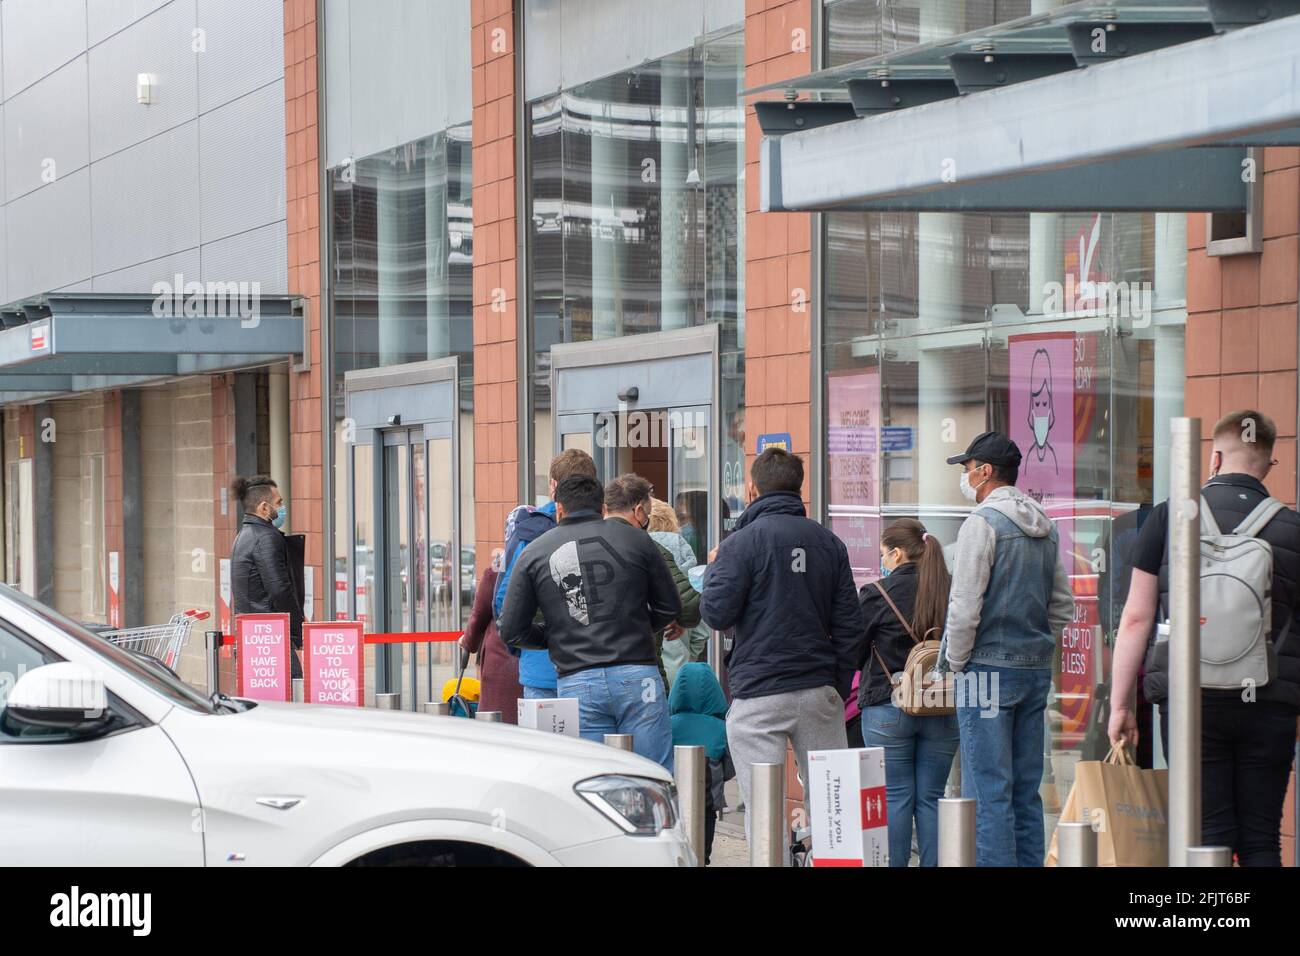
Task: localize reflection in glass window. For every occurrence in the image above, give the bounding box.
[821,0,1189,848]
[330,127,474,376]
[527,30,745,514]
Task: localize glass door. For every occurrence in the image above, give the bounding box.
[381,430,414,705]
[343,358,461,711]
[364,426,460,711]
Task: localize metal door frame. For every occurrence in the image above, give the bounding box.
[549,325,723,673]
[344,357,460,709]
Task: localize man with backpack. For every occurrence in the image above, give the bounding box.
[491,449,598,699]
[1109,409,1300,866]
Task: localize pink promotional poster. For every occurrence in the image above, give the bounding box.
[235,613,291,701]
[303,622,364,707]
[1009,331,1095,739]
[827,367,881,587]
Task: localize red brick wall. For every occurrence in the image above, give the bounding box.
[471,0,520,573]
[285,0,324,620]
[1185,147,1299,506]
[744,0,817,822]
[1184,146,1300,864]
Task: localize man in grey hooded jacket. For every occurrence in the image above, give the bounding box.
[942,432,1074,866]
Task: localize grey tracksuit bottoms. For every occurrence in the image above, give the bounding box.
[726,684,847,861]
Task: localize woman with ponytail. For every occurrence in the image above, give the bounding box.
[858,517,959,866]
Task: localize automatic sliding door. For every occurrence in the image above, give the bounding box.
[382,436,411,702]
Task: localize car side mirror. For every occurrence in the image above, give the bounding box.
[3,663,111,735]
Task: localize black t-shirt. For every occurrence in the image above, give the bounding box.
[1132,501,1169,577]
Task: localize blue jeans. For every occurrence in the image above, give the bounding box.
[863,703,959,867]
[955,663,1051,867]
[557,664,673,771]
[522,685,554,700]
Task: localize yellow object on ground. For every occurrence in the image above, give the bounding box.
[442,676,480,703]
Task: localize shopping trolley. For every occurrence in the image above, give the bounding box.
[101,609,211,671]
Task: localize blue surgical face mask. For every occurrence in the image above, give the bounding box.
[271,504,287,529]
[879,565,892,579]
[687,564,706,593]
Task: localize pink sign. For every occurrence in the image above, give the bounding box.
[303,622,364,707]
[1010,331,1097,736]
[827,368,882,587]
[235,613,291,701]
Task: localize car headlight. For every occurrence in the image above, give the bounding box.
[575,775,678,836]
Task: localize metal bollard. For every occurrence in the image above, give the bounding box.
[1187,846,1232,867]
[938,797,976,867]
[1168,417,1202,866]
[204,630,223,697]
[604,733,633,751]
[292,678,304,703]
[376,693,400,710]
[749,762,785,867]
[422,701,450,716]
[674,745,706,867]
[476,710,502,722]
[1057,821,1098,867]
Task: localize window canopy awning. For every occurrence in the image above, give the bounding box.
[0,293,307,403]
[753,0,1300,212]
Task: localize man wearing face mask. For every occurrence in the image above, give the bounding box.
[230,475,306,679]
[942,432,1074,867]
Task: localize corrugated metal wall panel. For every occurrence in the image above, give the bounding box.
[90,120,200,274]
[92,247,201,294]
[196,0,282,114]
[88,0,199,163]
[2,0,87,98]
[5,167,92,302]
[198,79,285,245]
[201,220,287,294]
[88,0,169,47]
[4,56,90,204]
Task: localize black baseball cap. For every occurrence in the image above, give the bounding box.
[947,431,1022,468]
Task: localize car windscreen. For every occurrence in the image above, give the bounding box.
[0,585,219,715]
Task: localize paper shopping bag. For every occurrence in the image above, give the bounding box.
[1046,743,1167,867]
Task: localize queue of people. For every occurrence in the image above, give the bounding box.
[449,409,1300,868]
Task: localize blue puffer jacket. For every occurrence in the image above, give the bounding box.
[494,501,558,691]
[700,491,865,700]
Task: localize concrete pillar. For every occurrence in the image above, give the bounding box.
[32,403,54,609]
[1027,0,1066,319]
[426,137,452,359]
[591,104,624,340]
[121,391,144,628]
[660,63,689,331]
[377,162,405,365]
[915,0,968,510]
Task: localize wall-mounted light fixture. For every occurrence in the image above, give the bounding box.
[137,73,155,105]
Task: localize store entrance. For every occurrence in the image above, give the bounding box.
[550,326,723,674]
[344,358,461,710]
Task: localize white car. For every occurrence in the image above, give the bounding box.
[0,585,693,867]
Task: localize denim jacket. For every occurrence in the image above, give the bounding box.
[942,486,1074,671]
